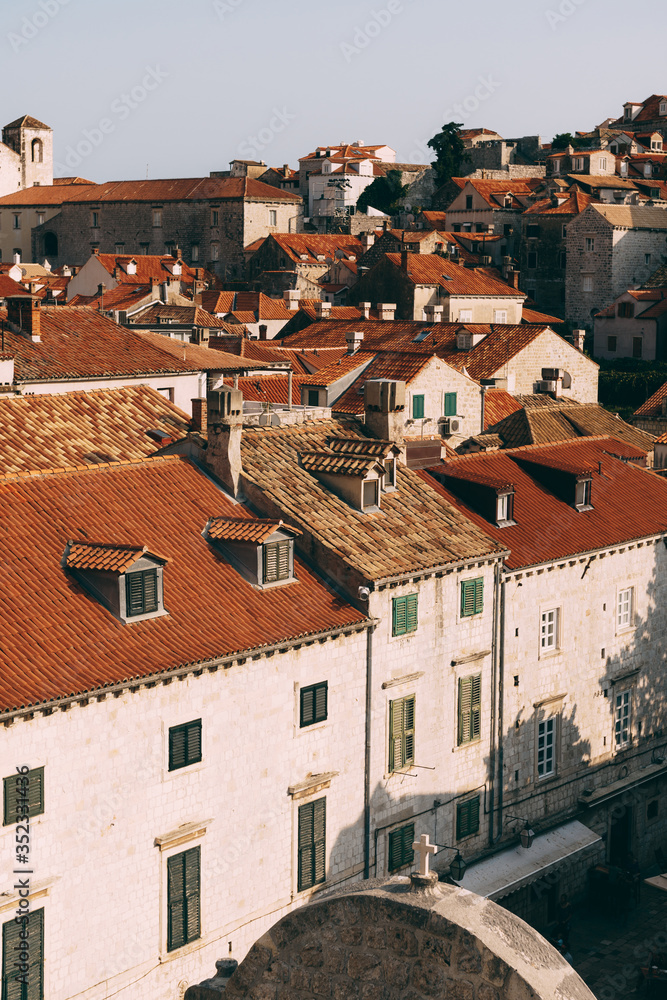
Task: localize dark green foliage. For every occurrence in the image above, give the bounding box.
[357,170,408,215]
[427,122,465,187]
[596,358,667,410]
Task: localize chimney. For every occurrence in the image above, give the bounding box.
[62,265,72,277]
[424,305,444,323]
[345,330,364,355]
[205,386,244,498]
[191,398,207,435]
[314,300,332,319]
[113,265,122,279]
[6,295,41,342]
[400,249,409,272]
[12,252,20,264]
[364,379,406,456]
[150,275,159,296]
[572,329,586,351]
[360,301,371,320]
[259,324,267,340]
[91,247,99,256]
[283,288,300,309]
[97,283,106,297]
[161,281,170,302]
[377,302,396,321]
[509,270,520,289]
[361,232,375,250]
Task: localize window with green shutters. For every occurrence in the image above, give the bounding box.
[300,682,328,727]
[167,846,201,951]
[444,392,457,417]
[456,796,480,840]
[169,720,202,771]
[460,577,484,617]
[392,594,418,636]
[125,568,158,617]
[458,675,481,745]
[3,768,44,826]
[389,695,415,772]
[412,394,425,419]
[263,540,290,583]
[388,823,415,871]
[298,798,326,891]
[3,909,43,1000]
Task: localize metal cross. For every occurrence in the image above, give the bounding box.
[412,833,437,876]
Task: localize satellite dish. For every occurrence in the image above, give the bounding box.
[325,256,334,265]
[335,249,346,259]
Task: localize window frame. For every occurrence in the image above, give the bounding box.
[582,275,593,292]
[617,586,634,632]
[3,908,44,1000]
[168,719,202,772]
[527,251,537,269]
[460,577,484,618]
[297,797,326,892]
[3,766,44,826]
[607,335,617,352]
[388,822,415,872]
[456,796,480,840]
[457,674,481,746]
[585,237,595,252]
[152,208,163,228]
[614,689,631,749]
[496,492,514,525]
[540,608,560,654]
[574,478,592,510]
[392,594,418,637]
[537,715,557,779]
[444,392,457,417]
[300,681,328,728]
[210,208,219,227]
[166,845,201,952]
[262,539,291,584]
[125,568,159,617]
[362,478,380,510]
[269,209,278,227]
[493,309,508,324]
[388,694,415,772]
[307,388,320,407]
[412,394,425,419]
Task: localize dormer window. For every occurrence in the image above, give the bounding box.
[206,517,300,588]
[363,480,379,509]
[125,259,137,275]
[496,492,515,526]
[575,477,592,510]
[65,542,167,623]
[660,102,667,116]
[300,438,398,512]
[384,457,397,490]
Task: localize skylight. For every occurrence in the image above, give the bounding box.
[412,328,434,342]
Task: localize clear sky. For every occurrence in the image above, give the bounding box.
[2,0,665,182]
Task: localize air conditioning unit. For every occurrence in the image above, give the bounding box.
[538,380,558,393]
[479,255,492,266]
[441,418,461,435]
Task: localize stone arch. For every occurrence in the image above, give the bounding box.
[222,878,595,1000]
[43,232,58,257]
[31,138,43,163]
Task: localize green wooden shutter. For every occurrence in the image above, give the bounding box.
[187,721,202,764]
[301,687,314,726]
[314,683,327,722]
[126,570,158,616]
[403,696,415,765]
[401,823,415,867]
[298,799,326,891]
[388,822,415,871]
[474,578,484,615]
[3,769,44,826]
[169,728,187,771]
[184,846,201,943]
[313,798,326,885]
[143,569,158,612]
[389,699,403,771]
[167,847,200,951]
[412,395,425,419]
[457,797,480,840]
[458,676,472,745]
[444,392,457,416]
[461,580,475,617]
[406,594,418,633]
[471,675,481,741]
[3,909,43,1000]
[392,597,407,636]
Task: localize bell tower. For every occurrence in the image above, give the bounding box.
[2,115,53,188]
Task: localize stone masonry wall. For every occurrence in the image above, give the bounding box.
[503,328,599,402]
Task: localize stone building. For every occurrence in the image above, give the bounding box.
[565,203,667,328]
[594,287,667,360]
[426,436,667,925]
[0,115,53,196]
[0,177,94,264]
[608,94,667,140]
[297,142,396,213]
[28,177,302,279]
[245,233,363,290]
[444,178,544,259]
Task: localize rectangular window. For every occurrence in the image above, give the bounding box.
[3,766,44,826]
[307,389,320,407]
[3,909,43,1000]
[300,682,328,727]
[169,720,202,771]
[125,569,158,617]
[497,493,513,523]
[458,674,481,745]
[444,392,457,417]
[633,336,643,358]
[211,243,219,261]
[575,478,591,508]
[263,540,290,583]
[600,157,607,170]
[298,798,326,891]
[559,251,567,268]
[553,159,561,173]
[37,213,45,226]
[503,224,512,237]
[269,210,278,226]
[493,310,507,323]
[157,387,174,402]
[12,215,20,230]
[389,695,415,771]
[412,394,425,419]
[392,594,418,637]
[465,195,473,210]
[458,310,472,323]
[562,224,567,238]
[526,224,540,238]
[91,211,99,228]
[615,690,631,748]
[585,237,595,252]
[527,251,537,269]
[618,302,634,317]
[456,796,480,839]
[537,718,555,777]
[384,458,396,487]
[153,209,162,227]
[617,587,633,629]
[645,253,652,266]
[461,577,483,617]
[191,245,199,261]
[608,335,617,352]
[388,823,415,871]
[582,276,593,292]
[211,209,219,227]
[362,479,379,509]
[167,846,201,951]
[540,608,559,651]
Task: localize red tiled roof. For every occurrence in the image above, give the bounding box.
[66,542,149,573]
[0,275,25,297]
[6,307,200,382]
[420,211,448,229]
[0,457,366,711]
[135,331,271,371]
[36,177,301,205]
[483,388,522,429]
[0,183,96,206]
[298,301,363,321]
[333,353,433,413]
[300,352,376,388]
[422,437,667,569]
[207,517,300,543]
[0,385,191,474]
[234,374,308,404]
[94,253,198,285]
[523,189,592,215]
[248,234,363,264]
[522,307,565,325]
[384,253,525,297]
[634,380,667,417]
[610,95,667,128]
[68,284,160,311]
[134,304,230,328]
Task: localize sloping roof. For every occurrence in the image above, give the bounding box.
[0,385,191,474]
[521,308,565,325]
[0,275,25,297]
[423,438,667,570]
[384,254,525,298]
[483,400,653,452]
[587,204,667,228]
[235,374,308,404]
[298,302,364,321]
[207,517,300,543]
[332,353,434,413]
[634,380,667,417]
[66,543,148,573]
[133,304,230,328]
[135,331,271,371]
[420,211,448,229]
[67,284,163,312]
[6,307,199,382]
[250,234,363,263]
[610,95,667,128]
[483,388,522,429]
[239,419,504,584]
[458,177,543,207]
[299,352,376,387]
[94,253,198,285]
[34,177,301,205]
[0,457,366,712]
[4,115,51,130]
[0,183,96,206]
[523,189,592,215]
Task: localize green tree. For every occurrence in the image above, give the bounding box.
[427,122,465,187]
[357,170,408,215]
[552,132,575,149]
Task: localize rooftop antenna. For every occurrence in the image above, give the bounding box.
[146,163,149,179]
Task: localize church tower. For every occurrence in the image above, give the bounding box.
[1,115,53,188]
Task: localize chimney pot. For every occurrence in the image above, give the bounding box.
[345,330,364,355]
[191,398,207,435]
[377,302,396,321]
[360,301,371,320]
[572,328,586,351]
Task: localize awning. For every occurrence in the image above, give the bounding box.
[645,874,667,893]
[459,820,602,901]
[577,760,667,809]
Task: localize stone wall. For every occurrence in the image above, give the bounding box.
[503,328,599,403]
[519,212,569,318]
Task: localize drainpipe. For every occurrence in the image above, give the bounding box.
[495,570,507,843]
[363,623,374,878]
[288,370,293,411]
[480,383,487,434]
[488,559,501,846]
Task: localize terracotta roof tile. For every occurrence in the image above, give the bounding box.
[66,542,149,573]
[135,331,271,371]
[384,253,526,298]
[24,177,301,205]
[208,516,300,543]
